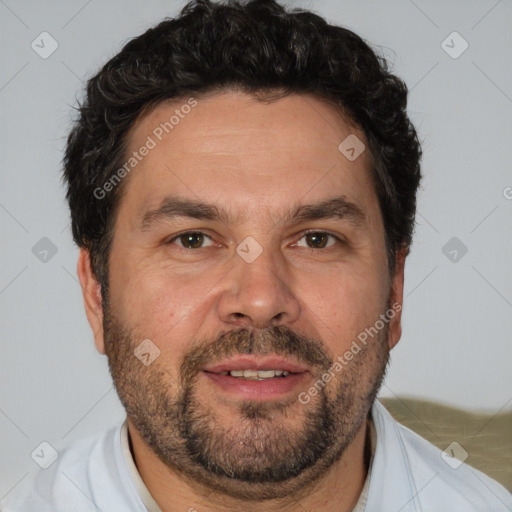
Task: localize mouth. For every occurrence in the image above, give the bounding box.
[216,369,293,380]
[201,355,311,401]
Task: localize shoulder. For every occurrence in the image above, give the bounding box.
[0,422,143,512]
[368,399,512,511]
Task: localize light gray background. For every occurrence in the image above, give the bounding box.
[1,0,511,499]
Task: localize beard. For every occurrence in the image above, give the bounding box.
[103,298,390,500]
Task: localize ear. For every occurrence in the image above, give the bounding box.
[77,248,105,354]
[387,246,407,351]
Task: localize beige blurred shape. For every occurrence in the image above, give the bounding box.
[380,397,512,491]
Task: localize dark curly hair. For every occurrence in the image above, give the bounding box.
[63,0,422,288]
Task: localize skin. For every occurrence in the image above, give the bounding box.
[78,90,406,512]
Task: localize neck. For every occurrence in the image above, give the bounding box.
[126,414,372,512]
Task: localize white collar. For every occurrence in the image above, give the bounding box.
[120,409,377,512]
[120,421,163,512]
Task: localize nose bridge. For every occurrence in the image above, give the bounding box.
[216,235,301,328]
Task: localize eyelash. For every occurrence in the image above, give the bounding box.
[166,230,344,251]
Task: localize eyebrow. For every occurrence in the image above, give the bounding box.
[140,194,368,231]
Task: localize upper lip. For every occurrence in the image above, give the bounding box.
[203,355,309,374]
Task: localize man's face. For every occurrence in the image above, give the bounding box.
[100,91,402,499]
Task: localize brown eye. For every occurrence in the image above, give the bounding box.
[296,231,340,249]
[168,231,214,249]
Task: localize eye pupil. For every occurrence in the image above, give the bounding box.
[307,232,328,248]
[173,232,334,250]
[181,233,204,249]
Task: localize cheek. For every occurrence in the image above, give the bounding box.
[301,265,387,316]
[300,263,388,350]
[109,263,217,345]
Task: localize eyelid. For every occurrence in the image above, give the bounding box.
[166,229,345,250]
[294,229,345,248]
[166,230,215,248]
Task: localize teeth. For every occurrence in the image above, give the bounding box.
[257,370,275,378]
[225,369,291,379]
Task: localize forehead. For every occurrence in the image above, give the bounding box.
[118,91,378,225]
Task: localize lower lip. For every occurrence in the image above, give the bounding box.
[202,371,309,400]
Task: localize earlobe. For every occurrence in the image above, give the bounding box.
[387,247,407,351]
[77,248,106,355]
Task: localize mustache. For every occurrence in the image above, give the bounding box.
[180,325,333,383]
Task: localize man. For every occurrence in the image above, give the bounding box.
[3,0,511,511]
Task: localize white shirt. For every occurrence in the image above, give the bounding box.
[2,399,510,511]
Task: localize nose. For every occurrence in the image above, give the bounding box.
[216,242,301,329]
